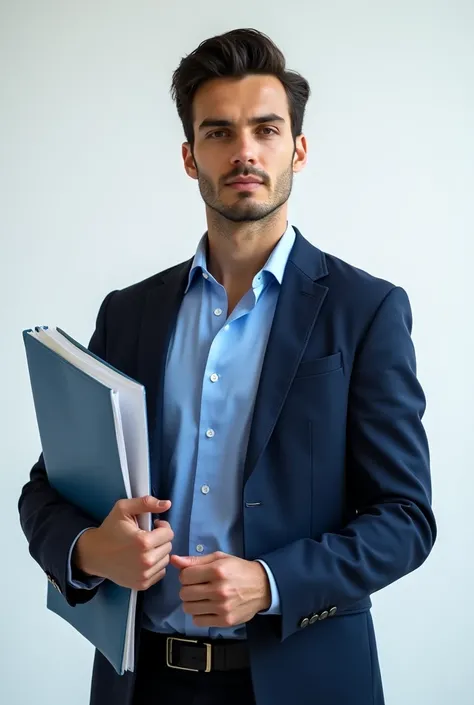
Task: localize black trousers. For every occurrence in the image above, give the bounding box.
[132,630,257,705]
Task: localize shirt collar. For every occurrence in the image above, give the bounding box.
[185,223,296,294]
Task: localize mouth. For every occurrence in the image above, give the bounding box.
[225,180,263,192]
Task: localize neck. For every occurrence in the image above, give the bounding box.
[204,206,288,291]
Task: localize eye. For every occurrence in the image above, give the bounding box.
[207,130,229,139]
[258,127,278,136]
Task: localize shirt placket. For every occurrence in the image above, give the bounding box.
[185,276,229,634]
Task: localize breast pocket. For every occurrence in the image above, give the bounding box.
[294,351,343,379]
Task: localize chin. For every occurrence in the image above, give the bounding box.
[222,208,272,223]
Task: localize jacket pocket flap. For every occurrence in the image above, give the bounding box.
[295,351,342,378]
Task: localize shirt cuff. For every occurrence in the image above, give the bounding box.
[255,559,281,615]
[67,528,105,590]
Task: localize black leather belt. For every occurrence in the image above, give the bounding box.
[141,629,250,673]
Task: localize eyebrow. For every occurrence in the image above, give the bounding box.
[198,113,286,131]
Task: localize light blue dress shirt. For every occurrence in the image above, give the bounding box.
[70,223,296,640]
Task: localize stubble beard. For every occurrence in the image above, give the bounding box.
[195,162,294,224]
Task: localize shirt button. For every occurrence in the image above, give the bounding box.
[201,485,210,494]
[210,373,219,383]
[206,429,215,438]
[214,308,223,316]
[196,544,204,553]
[202,272,209,280]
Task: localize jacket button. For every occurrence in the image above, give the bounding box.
[299,617,310,629]
[309,613,319,625]
[319,610,329,620]
[328,607,337,617]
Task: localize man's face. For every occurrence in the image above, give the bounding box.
[182,74,306,223]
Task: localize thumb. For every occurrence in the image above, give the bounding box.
[170,552,222,569]
[117,496,171,517]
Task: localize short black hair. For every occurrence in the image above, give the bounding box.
[170,28,311,145]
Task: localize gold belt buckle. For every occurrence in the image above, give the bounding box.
[166,636,212,673]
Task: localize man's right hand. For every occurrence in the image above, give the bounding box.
[73,496,174,591]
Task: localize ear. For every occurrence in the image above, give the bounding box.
[293,135,308,174]
[182,142,198,180]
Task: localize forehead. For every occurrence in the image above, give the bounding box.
[192,74,290,124]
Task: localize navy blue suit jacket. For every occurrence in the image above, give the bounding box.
[19,228,436,705]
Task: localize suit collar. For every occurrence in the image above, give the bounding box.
[289,226,328,281]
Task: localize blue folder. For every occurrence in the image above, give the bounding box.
[23,327,146,674]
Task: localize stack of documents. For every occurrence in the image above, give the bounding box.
[23,326,151,675]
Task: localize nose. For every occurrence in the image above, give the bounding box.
[230,133,257,166]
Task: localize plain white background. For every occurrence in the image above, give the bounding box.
[1,1,472,703]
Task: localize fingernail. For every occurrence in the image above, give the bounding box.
[158,500,168,507]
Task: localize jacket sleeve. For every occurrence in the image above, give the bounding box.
[258,286,437,641]
[18,291,117,607]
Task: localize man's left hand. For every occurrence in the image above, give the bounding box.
[169,551,271,628]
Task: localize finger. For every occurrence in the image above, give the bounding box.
[139,524,174,550]
[182,600,216,616]
[177,564,220,586]
[179,583,215,602]
[192,615,231,628]
[143,554,170,583]
[137,566,167,591]
[146,542,172,566]
[139,550,172,586]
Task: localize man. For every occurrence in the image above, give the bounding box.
[18,28,436,705]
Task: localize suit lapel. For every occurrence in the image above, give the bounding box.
[243,230,329,484]
[136,260,191,487]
